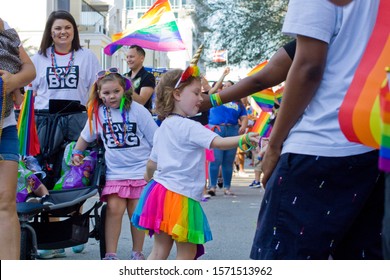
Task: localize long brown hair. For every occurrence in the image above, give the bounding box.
[39,10,81,57]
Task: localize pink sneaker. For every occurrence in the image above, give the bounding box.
[103,253,119,260]
[131,251,145,260]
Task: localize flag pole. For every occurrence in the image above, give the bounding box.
[226,50,229,67]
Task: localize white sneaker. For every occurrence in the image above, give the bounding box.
[238,171,249,177]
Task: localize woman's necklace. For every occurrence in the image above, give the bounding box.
[103,106,127,147]
[50,45,75,81]
[168,112,187,118]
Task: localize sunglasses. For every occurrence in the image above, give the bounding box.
[96,67,132,91]
[96,67,119,79]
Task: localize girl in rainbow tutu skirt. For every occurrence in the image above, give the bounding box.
[131,53,260,259]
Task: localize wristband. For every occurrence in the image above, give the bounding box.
[72,149,84,156]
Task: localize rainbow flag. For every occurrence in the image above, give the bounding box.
[104,0,186,55]
[17,88,40,156]
[250,88,275,113]
[252,111,272,137]
[339,0,390,149]
[247,61,268,76]
[379,72,390,171]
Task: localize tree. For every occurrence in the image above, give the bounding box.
[191,0,289,68]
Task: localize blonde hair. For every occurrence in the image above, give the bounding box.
[155,69,200,119]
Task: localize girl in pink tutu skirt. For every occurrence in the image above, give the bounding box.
[131,48,259,260]
[72,68,158,260]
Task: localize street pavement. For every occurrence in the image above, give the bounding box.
[53,159,264,260]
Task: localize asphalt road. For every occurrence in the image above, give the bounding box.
[51,161,264,260]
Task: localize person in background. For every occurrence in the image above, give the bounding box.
[125,45,156,113]
[30,10,101,259]
[208,79,248,196]
[0,18,36,260]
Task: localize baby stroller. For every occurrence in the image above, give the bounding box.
[16,100,106,260]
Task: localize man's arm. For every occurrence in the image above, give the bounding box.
[200,45,293,111]
[261,35,328,185]
[132,86,154,105]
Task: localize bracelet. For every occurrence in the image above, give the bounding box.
[72,149,84,156]
[209,93,223,107]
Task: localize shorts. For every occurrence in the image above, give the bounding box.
[100,179,147,202]
[0,125,19,162]
[250,151,384,260]
[254,157,262,172]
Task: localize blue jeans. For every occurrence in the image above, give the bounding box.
[0,125,19,162]
[208,125,239,190]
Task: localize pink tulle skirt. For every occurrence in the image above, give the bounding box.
[100,179,147,202]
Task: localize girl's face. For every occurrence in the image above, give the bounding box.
[98,80,125,109]
[175,80,203,117]
[51,19,74,49]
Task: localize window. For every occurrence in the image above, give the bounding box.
[57,0,70,11]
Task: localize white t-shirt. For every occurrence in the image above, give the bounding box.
[281,0,379,157]
[31,47,101,110]
[2,20,16,128]
[80,102,157,180]
[150,116,218,201]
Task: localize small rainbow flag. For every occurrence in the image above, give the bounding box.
[252,111,272,137]
[250,88,275,113]
[104,0,186,55]
[339,0,390,149]
[17,88,40,156]
[379,71,390,171]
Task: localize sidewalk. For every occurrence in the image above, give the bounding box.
[54,158,264,260]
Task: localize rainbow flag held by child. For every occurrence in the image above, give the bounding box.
[104,0,186,55]
[252,111,272,137]
[17,88,40,156]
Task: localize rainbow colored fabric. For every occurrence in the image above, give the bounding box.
[379,73,390,171]
[339,0,390,149]
[104,0,186,55]
[132,180,212,245]
[17,88,40,156]
[251,111,272,137]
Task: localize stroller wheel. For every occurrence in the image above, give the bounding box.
[99,204,107,259]
[20,227,35,260]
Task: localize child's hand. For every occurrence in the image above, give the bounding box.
[223,67,230,76]
[247,132,261,147]
[72,154,84,166]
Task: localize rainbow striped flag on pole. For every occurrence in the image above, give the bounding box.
[17,88,40,156]
[104,0,186,55]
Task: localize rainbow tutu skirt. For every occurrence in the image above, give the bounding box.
[131,180,212,245]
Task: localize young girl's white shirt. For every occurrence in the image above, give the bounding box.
[150,116,218,201]
[80,101,157,180]
[281,0,377,157]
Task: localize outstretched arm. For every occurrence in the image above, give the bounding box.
[200,45,293,111]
